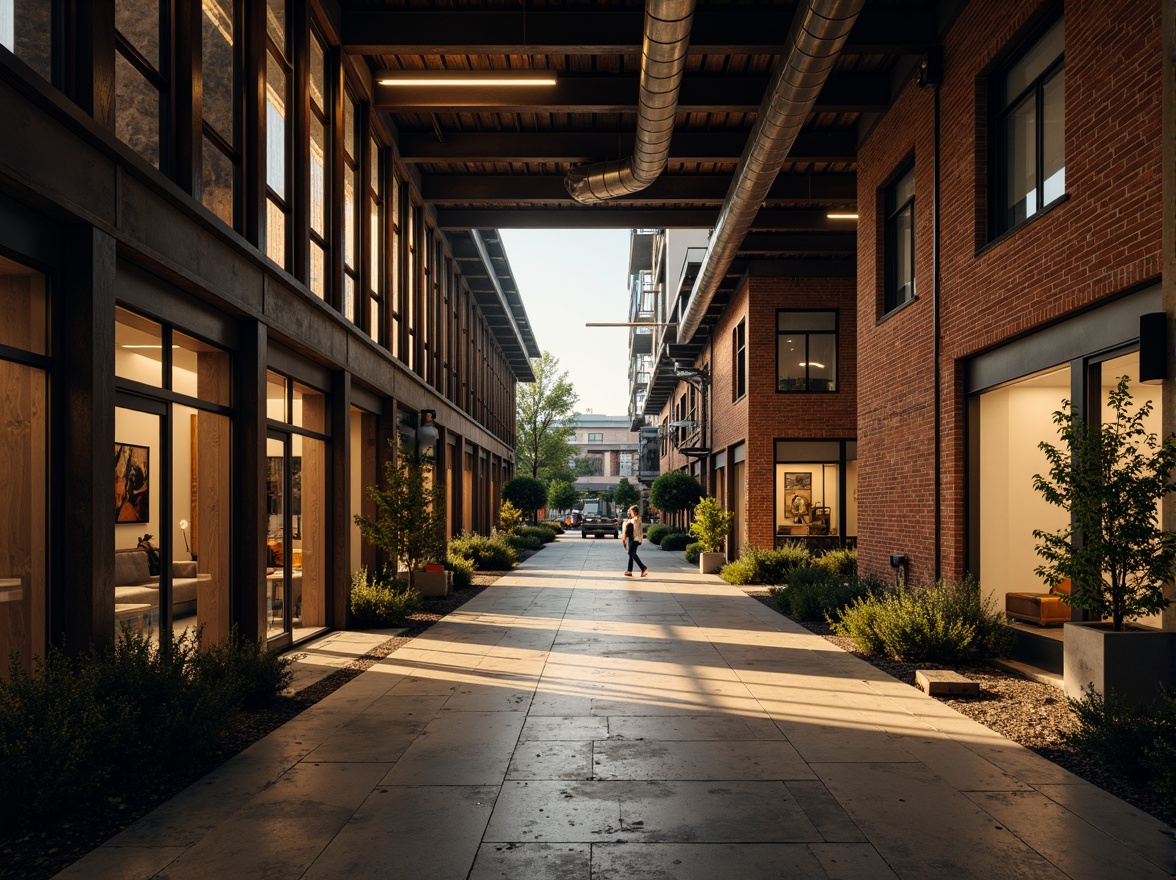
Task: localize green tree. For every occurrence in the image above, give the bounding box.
[573,455,599,477]
[548,479,580,513]
[354,442,446,591]
[650,471,704,517]
[502,475,548,523]
[690,496,735,552]
[1032,375,1176,631]
[515,352,580,483]
[614,478,640,511]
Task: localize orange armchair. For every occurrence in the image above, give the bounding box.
[1005,579,1072,626]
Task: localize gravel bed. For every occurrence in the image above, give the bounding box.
[746,590,1175,828]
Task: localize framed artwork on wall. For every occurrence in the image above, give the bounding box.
[783,471,812,523]
[115,442,150,523]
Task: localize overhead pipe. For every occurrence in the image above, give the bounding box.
[676,0,865,344]
[564,0,695,203]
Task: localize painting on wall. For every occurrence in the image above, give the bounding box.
[783,471,812,523]
[115,442,150,523]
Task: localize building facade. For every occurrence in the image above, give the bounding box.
[0,1,535,669]
[567,414,641,494]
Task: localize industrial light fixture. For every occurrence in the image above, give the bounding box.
[376,70,558,87]
[826,212,859,220]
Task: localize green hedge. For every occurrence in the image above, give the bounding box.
[684,541,703,565]
[504,533,542,552]
[660,532,691,551]
[519,525,557,544]
[719,543,812,586]
[351,568,423,628]
[446,553,475,588]
[449,533,518,571]
[646,524,682,545]
[770,565,883,622]
[831,576,1013,664]
[813,547,857,578]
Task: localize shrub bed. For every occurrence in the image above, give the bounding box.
[504,533,543,552]
[720,543,812,586]
[350,568,423,628]
[813,547,857,577]
[446,554,475,588]
[684,541,703,565]
[659,532,691,551]
[770,566,884,622]
[645,524,680,545]
[519,525,556,544]
[449,533,519,570]
[831,576,1013,664]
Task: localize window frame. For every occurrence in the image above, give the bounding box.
[775,309,839,394]
[732,319,746,401]
[883,162,916,314]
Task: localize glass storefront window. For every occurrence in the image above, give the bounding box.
[775,463,839,536]
[267,370,287,422]
[115,307,164,386]
[173,330,230,405]
[0,254,47,354]
[115,406,163,644]
[0,0,52,80]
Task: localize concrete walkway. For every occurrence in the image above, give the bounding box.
[58,537,1174,879]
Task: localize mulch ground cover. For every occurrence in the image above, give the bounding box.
[0,572,507,880]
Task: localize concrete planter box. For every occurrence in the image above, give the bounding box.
[1063,621,1175,707]
[413,570,453,598]
[699,552,726,575]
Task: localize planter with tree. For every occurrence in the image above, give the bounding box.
[1033,375,1176,706]
[690,496,736,573]
[355,442,450,598]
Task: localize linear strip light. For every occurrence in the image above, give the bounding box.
[376,70,558,87]
[826,212,859,220]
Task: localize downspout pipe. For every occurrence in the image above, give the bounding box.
[676,0,865,344]
[564,0,695,204]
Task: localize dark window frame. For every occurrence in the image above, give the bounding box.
[733,319,746,401]
[775,309,839,394]
[883,163,915,314]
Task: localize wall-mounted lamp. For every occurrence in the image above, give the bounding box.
[398,409,441,461]
[1139,312,1168,385]
[889,553,910,589]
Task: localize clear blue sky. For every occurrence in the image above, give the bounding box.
[500,228,632,416]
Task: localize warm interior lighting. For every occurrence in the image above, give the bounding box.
[800,362,825,368]
[377,70,558,87]
[121,344,180,349]
[826,212,859,220]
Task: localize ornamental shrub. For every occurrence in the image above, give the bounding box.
[504,533,542,552]
[350,567,422,628]
[447,553,475,588]
[831,575,1013,664]
[813,547,857,578]
[519,525,556,544]
[1065,684,1167,777]
[660,532,691,551]
[649,471,704,516]
[449,533,518,570]
[689,496,735,552]
[720,543,812,586]
[193,625,294,709]
[684,541,703,565]
[770,566,883,622]
[646,524,682,545]
[501,476,548,522]
[497,500,524,534]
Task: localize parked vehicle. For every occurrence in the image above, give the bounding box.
[581,499,619,539]
[565,511,583,527]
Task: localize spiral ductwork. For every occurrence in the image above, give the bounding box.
[676,0,865,344]
[564,0,695,204]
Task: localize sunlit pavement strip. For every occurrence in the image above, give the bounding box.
[57,538,1174,879]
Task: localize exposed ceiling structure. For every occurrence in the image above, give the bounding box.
[340,0,962,403]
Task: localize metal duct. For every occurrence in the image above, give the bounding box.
[676,0,865,344]
[564,0,695,204]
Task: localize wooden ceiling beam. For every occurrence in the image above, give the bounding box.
[342,5,935,55]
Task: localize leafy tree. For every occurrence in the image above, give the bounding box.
[690,496,735,552]
[548,480,580,513]
[1033,375,1176,631]
[502,475,548,523]
[354,442,446,590]
[515,352,580,483]
[614,478,641,511]
[650,471,703,516]
[573,455,599,477]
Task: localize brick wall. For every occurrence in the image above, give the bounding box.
[856,0,1162,582]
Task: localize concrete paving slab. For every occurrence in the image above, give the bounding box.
[590,842,830,879]
[807,842,901,879]
[1033,782,1176,870]
[606,713,784,741]
[507,740,593,780]
[468,842,590,879]
[520,715,609,741]
[53,846,185,879]
[592,738,815,781]
[380,710,526,785]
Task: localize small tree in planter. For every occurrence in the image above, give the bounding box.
[354,442,447,593]
[1033,375,1176,703]
[690,496,735,573]
[650,471,703,528]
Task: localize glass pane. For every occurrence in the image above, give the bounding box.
[201,0,235,141]
[266,196,286,267]
[344,164,356,268]
[369,297,381,344]
[777,333,805,392]
[0,254,48,355]
[309,32,325,112]
[266,52,287,197]
[776,311,836,332]
[807,334,836,391]
[1004,94,1036,226]
[310,114,325,235]
[114,408,162,644]
[266,371,286,422]
[265,0,285,52]
[1004,16,1064,106]
[201,137,234,226]
[344,92,355,160]
[1,0,52,81]
[310,241,325,299]
[116,0,159,70]
[1042,67,1066,205]
[265,436,285,640]
[172,331,230,405]
[369,199,379,291]
[0,357,48,675]
[115,306,164,386]
[891,165,914,209]
[115,52,160,169]
[293,433,326,636]
[895,203,914,296]
[292,382,326,432]
[344,275,355,323]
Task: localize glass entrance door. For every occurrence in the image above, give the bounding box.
[265,432,295,643]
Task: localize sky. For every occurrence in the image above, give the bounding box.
[499,228,633,416]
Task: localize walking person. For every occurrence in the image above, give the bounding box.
[621,505,648,577]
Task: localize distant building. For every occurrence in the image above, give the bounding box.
[566,414,640,494]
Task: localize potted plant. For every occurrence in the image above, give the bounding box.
[690,496,735,574]
[1033,375,1176,706]
[355,441,451,598]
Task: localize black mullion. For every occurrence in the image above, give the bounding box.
[202,122,238,161]
[114,35,166,89]
[291,0,310,289]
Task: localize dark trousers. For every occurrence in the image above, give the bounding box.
[626,541,646,572]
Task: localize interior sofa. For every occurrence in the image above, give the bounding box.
[1004,579,1072,626]
[114,548,205,617]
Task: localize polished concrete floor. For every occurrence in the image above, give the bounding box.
[57,536,1173,879]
